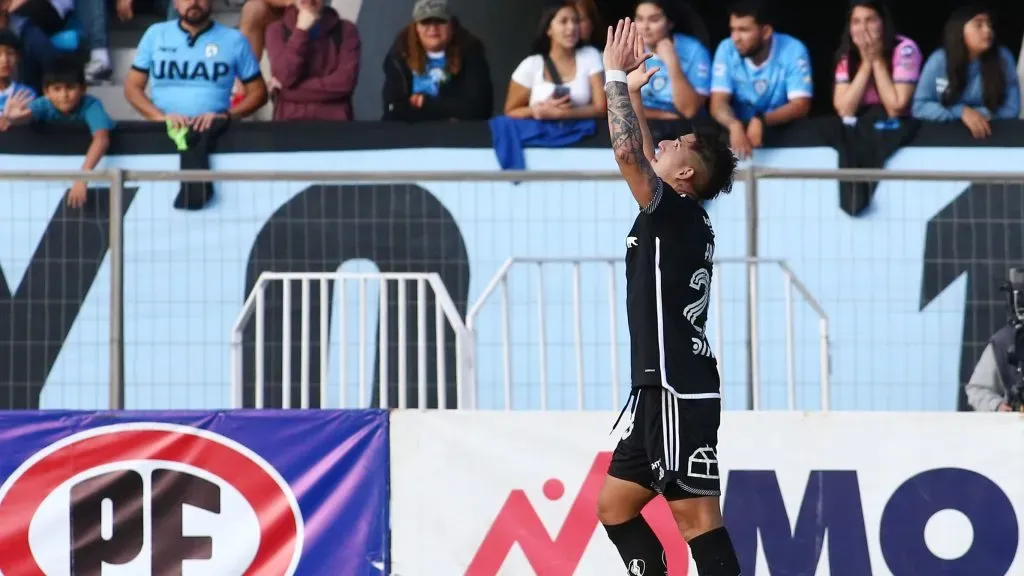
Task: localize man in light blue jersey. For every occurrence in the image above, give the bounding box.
[709,0,812,158]
[123,0,267,130]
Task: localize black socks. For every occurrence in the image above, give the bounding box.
[688,526,741,576]
[603,515,666,575]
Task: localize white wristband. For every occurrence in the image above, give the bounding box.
[605,70,627,84]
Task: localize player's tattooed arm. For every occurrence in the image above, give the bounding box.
[604,19,660,210]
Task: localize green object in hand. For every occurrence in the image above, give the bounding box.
[166,120,190,151]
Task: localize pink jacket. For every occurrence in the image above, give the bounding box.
[266,7,361,121]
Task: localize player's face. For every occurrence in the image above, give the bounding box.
[547,6,580,51]
[729,15,768,57]
[44,82,84,114]
[0,46,17,80]
[651,134,698,184]
[176,0,212,25]
[416,19,451,52]
[849,5,882,40]
[634,3,670,47]
[963,13,993,55]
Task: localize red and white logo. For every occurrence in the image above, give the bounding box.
[0,422,304,576]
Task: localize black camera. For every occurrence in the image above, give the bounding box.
[1001,268,1024,412]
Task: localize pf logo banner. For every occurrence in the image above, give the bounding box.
[0,423,304,576]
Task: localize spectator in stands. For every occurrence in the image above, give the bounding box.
[912,5,1019,139]
[0,58,113,208]
[709,0,812,159]
[124,0,266,209]
[504,0,605,120]
[0,29,36,109]
[634,0,710,119]
[265,0,359,121]
[124,0,267,125]
[833,0,920,119]
[573,0,604,48]
[3,0,70,90]
[381,0,492,122]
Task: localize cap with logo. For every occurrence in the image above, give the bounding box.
[412,0,451,22]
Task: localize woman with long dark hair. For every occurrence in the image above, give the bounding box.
[912,5,1019,138]
[504,0,606,120]
[633,0,710,119]
[832,0,921,118]
[381,0,494,122]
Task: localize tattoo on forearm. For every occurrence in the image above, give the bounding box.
[602,81,651,181]
[606,83,647,167]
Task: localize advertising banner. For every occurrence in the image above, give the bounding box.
[390,411,1024,575]
[0,409,389,576]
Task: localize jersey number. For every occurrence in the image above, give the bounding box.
[683,267,714,358]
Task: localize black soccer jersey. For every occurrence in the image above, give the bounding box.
[625,179,720,396]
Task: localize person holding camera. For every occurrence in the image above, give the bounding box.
[966,325,1017,412]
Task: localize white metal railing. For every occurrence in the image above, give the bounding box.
[229,271,471,409]
[465,257,830,411]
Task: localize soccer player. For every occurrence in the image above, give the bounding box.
[597,18,741,576]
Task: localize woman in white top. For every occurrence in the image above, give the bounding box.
[504,0,606,120]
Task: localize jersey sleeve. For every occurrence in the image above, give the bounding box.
[784,41,813,99]
[710,40,733,94]
[685,40,712,96]
[131,25,158,73]
[235,35,263,83]
[511,55,540,88]
[834,56,850,83]
[81,97,116,133]
[891,39,922,83]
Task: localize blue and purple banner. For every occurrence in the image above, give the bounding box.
[0,409,389,576]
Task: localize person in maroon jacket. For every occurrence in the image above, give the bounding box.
[381,0,493,122]
[265,0,360,121]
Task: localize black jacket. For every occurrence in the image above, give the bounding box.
[381,27,494,122]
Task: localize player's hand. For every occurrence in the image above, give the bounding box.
[603,18,651,74]
[961,106,991,139]
[627,31,659,93]
[729,121,753,159]
[190,112,226,133]
[746,116,764,148]
[67,181,88,208]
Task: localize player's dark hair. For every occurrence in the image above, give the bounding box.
[691,126,737,202]
[0,29,19,54]
[835,0,897,79]
[941,5,1005,112]
[728,0,773,27]
[42,57,86,88]
[531,0,583,55]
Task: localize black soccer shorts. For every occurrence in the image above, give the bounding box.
[608,387,722,500]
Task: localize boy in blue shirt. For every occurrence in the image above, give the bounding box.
[0,58,114,208]
[709,0,812,158]
[0,29,36,112]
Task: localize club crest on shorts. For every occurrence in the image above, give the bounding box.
[687,445,720,479]
[628,558,646,575]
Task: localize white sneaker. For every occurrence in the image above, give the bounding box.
[85,59,113,84]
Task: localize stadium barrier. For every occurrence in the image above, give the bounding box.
[3,166,1024,410]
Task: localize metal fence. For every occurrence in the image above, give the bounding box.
[1,167,1019,411]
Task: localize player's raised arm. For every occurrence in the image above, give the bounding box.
[604,19,660,209]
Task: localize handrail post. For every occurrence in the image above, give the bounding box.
[744,169,760,411]
[108,168,125,410]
